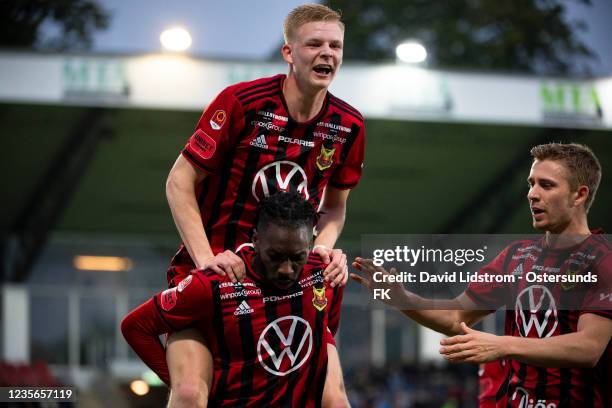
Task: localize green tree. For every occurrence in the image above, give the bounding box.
[328,0,595,75]
[0,0,110,50]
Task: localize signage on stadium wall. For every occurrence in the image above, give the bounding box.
[63,58,130,103]
[540,80,603,125]
[0,51,610,130]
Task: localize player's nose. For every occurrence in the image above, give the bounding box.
[319,44,332,58]
[527,185,539,201]
[278,260,294,277]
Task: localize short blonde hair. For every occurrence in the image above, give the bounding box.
[530,143,602,211]
[283,3,344,43]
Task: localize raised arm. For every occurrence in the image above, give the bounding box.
[313,186,349,287]
[440,313,612,367]
[166,155,244,281]
[351,257,490,336]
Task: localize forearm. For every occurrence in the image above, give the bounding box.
[315,205,345,248]
[121,299,171,385]
[398,292,467,336]
[166,175,214,268]
[505,332,605,368]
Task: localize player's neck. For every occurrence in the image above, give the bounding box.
[544,216,590,248]
[283,75,327,123]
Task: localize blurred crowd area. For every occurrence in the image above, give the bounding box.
[346,363,479,408]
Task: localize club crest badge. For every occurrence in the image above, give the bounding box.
[561,264,580,291]
[209,110,227,130]
[312,287,328,311]
[316,145,335,171]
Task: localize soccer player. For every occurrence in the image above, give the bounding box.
[122,192,344,407]
[352,143,612,407]
[164,4,363,406]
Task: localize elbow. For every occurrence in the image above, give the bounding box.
[580,338,607,368]
[120,314,134,342]
[570,342,604,368]
[582,351,602,368]
[166,172,179,201]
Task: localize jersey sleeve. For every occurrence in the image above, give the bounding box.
[153,273,213,331]
[121,298,172,385]
[579,252,612,320]
[464,245,515,310]
[121,273,214,386]
[329,123,365,190]
[181,86,245,174]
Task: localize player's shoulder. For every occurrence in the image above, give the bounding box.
[588,232,612,251]
[224,74,284,106]
[327,92,364,124]
[187,270,222,288]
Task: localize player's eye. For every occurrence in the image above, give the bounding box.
[267,252,283,262]
[291,253,308,263]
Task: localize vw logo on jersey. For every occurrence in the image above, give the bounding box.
[511,386,557,408]
[257,316,313,376]
[514,285,558,338]
[252,160,309,202]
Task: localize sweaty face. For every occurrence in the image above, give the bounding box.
[254,224,312,289]
[527,159,582,234]
[283,20,344,91]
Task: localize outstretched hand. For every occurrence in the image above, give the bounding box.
[439,322,507,364]
[350,257,408,307]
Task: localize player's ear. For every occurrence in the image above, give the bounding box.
[573,185,589,209]
[281,43,293,64]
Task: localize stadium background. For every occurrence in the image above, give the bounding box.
[1,2,612,407]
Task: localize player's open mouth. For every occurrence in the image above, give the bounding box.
[531,207,545,218]
[313,65,333,76]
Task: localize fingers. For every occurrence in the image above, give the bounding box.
[313,245,331,264]
[207,265,226,276]
[439,342,476,362]
[329,265,347,288]
[324,250,347,288]
[460,322,474,333]
[349,272,371,290]
[202,251,246,282]
[440,334,470,346]
[352,257,377,277]
[341,264,349,286]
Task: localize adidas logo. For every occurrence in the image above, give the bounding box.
[250,134,268,149]
[234,300,254,316]
[512,264,523,276]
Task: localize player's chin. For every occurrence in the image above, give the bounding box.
[272,279,296,290]
[310,72,334,87]
[531,219,547,231]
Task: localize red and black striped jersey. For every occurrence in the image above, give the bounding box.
[122,246,343,407]
[479,360,509,408]
[171,74,365,270]
[466,234,612,407]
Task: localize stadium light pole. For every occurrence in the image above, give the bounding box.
[160,27,192,52]
[395,40,427,64]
